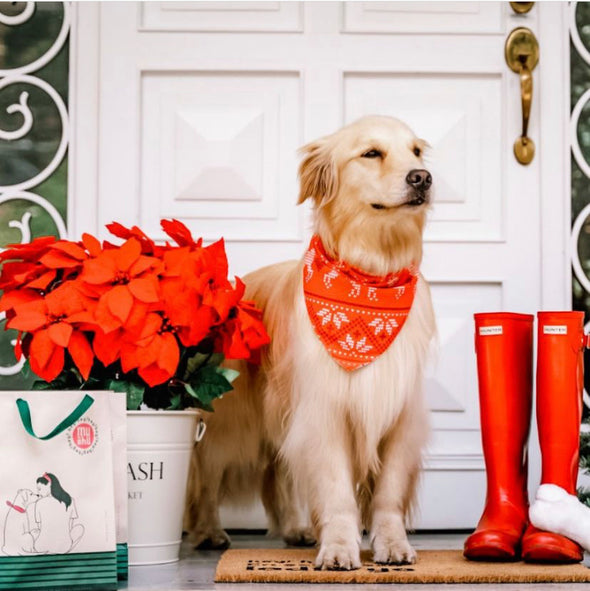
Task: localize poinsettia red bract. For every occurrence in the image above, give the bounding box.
[0,219,270,410]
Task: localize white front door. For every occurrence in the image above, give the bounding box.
[71,1,569,528]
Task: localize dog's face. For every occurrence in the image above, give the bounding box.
[16,489,34,508]
[298,116,432,273]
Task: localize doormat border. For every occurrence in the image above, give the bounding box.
[214,548,590,584]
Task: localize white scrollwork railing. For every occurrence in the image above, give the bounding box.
[0,3,35,27]
[0,75,69,192]
[0,3,70,377]
[0,91,33,141]
[570,1,590,412]
[8,211,32,244]
[0,191,67,239]
[0,3,70,77]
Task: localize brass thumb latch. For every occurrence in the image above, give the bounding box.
[505,27,539,165]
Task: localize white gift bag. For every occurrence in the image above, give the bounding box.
[107,392,128,580]
[0,391,117,591]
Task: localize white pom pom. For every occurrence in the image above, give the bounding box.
[535,483,569,503]
[529,484,590,553]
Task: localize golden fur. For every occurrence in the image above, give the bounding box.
[185,115,436,569]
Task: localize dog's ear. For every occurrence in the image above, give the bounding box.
[297,138,339,207]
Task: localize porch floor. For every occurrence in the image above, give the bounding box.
[122,532,590,590]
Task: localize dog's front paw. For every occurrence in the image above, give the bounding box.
[372,538,417,565]
[283,527,316,547]
[188,528,231,550]
[315,541,361,570]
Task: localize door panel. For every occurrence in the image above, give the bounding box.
[140,2,303,33]
[140,71,302,242]
[343,2,503,34]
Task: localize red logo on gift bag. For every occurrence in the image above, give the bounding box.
[72,423,95,449]
[67,418,98,455]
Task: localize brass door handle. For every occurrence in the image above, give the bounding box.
[520,61,532,144]
[505,27,539,165]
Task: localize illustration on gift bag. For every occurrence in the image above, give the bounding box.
[3,489,36,555]
[2,472,84,556]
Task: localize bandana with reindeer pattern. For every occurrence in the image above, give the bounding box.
[303,235,418,371]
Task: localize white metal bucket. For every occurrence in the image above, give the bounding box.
[126,410,204,566]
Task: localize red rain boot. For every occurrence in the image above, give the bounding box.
[521,311,585,563]
[464,313,534,561]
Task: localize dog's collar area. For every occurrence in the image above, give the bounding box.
[6,500,25,513]
[303,234,418,371]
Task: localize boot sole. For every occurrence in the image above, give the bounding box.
[464,544,520,562]
[522,543,583,564]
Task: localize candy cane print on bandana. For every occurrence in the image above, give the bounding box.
[303,235,418,371]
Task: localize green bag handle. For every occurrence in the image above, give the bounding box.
[16,394,95,440]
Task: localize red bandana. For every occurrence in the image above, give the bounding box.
[303,235,418,371]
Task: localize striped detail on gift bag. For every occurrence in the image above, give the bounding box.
[0,551,117,590]
[116,543,128,580]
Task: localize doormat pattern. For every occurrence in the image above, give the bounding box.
[215,548,590,584]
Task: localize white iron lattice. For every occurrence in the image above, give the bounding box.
[570,1,590,412]
[0,2,69,376]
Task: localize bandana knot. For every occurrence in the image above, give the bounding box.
[303,235,418,371]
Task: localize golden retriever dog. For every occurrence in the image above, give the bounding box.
[185,115,436,570]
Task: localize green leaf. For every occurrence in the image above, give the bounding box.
[168,394,182,410]
[32,373,70,390]
[105,379,127,393]
[105,379,145,410]
[185,351,226,380]
[185,352,209,378]
[185,383,200,397]
[126,383,145,410]
[185,365,234,411]
[207,353,225,367]
[21,360,32,379]
[217,366,239,384]
[184,383,213,412]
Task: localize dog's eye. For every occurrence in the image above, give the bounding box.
[413,147,421,157]
[362,149,382,159]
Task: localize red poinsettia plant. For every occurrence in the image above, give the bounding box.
[0,220,270,411]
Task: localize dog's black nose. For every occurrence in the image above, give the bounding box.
[406,169,432,191]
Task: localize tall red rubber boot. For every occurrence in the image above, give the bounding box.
[464,312,534,561]
[521,311,585,563]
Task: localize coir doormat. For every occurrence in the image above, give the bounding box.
[214,548,590,584]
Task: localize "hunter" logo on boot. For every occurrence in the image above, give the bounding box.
[479,326,503,336]
[543,325,567,335]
